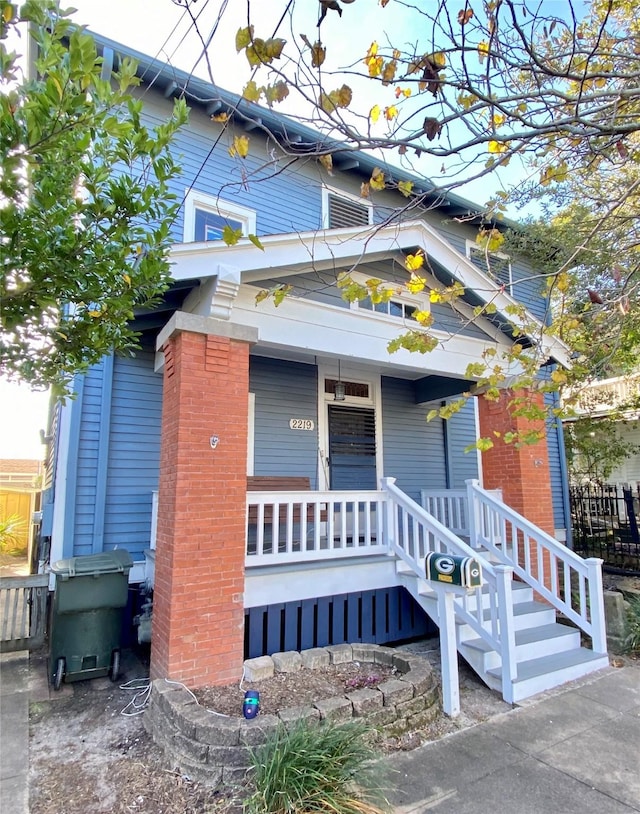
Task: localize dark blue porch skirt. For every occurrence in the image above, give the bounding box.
[244,586,436,659]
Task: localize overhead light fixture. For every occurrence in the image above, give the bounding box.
[334,360,346,401]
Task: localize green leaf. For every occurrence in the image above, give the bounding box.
[248,233,264,251]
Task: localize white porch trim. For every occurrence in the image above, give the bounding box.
[169,220,571,368]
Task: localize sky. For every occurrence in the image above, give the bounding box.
[0,0,573,458]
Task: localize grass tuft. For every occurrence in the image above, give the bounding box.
[245,718,389,814]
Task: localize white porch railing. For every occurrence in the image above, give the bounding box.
[381,477,518,701]
[420,487,502,539]
[467,479,607,654]
[246,490,386,566]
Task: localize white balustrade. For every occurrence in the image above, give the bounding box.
[246,490,385,566]
[466,479,607,654]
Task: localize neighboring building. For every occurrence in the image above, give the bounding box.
[40,33,607,700]
[565,373,640,485]
[0,458,42,564]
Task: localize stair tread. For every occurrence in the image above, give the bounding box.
[462,623,579,653]
[487,648,608,683]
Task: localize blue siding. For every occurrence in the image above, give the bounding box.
[103,348,163,558]
[445,398,479,488]
[250,357,319,487]
[381,376,447,501]
[71,363,104,557]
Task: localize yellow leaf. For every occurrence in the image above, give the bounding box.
[370,167,385,191]
[488,140,508,154]
[407,273,426,293]
[382,60,397,85]
[222,224,243,245]
[123,274,131,287]
[3,4,15,23]
[364,42,383,77]
[243,80,261,103]
[398,180,413,198]
[88,310,101,318]
[414,310,433,326]
[492,113,505,127]
[384,105,398,120]
[478,41,489,62]
[551,369,567,384]
[429,290,442,303]
[319,154,333,175]
[405,251,425,271]
[360,182,371,198]
[228,135,250,158]
[235,26,254,52]
[370,104,381,123]
[311,41,326,68]
[212,112,229,123]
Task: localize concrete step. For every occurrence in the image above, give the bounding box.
[460,622,581,671]
[486,648,610,703]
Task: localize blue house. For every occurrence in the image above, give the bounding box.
[41,33,608,700]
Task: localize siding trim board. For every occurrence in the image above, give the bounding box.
[62,376,85,559]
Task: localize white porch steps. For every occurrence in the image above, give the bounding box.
[397,566,609,703]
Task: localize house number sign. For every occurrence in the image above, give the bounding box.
[289,419,314,431]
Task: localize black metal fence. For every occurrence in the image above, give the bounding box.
[570,482,640,574]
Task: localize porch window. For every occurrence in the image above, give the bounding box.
[466,240,512,293]
[183,189,256,243]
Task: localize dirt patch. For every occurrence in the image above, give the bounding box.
[193,661,396,717]
[27,641,507,814]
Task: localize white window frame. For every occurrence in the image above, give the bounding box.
[322,185,373,229]
[347,271,430,323]
[465,239,512,293]
[183,188,256,243]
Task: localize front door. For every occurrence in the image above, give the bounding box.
[328,405,377,490]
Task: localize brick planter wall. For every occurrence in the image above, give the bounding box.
[144,644,439,786]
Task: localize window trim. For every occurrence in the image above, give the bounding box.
[465,239,512,293]
[322,186,373,229]
[183,188,256,243]
[347,271,430,323]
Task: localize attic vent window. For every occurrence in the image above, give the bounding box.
[466,241,512,293]
[325,191,372,228]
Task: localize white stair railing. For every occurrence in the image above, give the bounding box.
[382,478,517,700]
[466,479,607,655]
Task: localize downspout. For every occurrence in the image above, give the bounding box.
[442,401,451,489]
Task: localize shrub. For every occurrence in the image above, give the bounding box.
[623,595,640,655]
[0,514,27,556]
[245,718,389,814]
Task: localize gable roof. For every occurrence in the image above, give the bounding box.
[169,219,571,368]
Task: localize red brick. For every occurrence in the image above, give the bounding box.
[150,329,250,687]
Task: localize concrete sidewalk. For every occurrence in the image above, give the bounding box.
[386,666,640,813]
[0,651,30,814]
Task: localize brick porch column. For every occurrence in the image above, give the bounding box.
[150,314,257,688]
[477,389,555,536]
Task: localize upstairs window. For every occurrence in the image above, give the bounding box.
[348,271,428,323]
[359,297,418,321]
[183,189,256,243]
[323,188,372,228]
[466,240,512,293]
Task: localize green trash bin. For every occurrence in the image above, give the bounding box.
[50,549,133,689]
